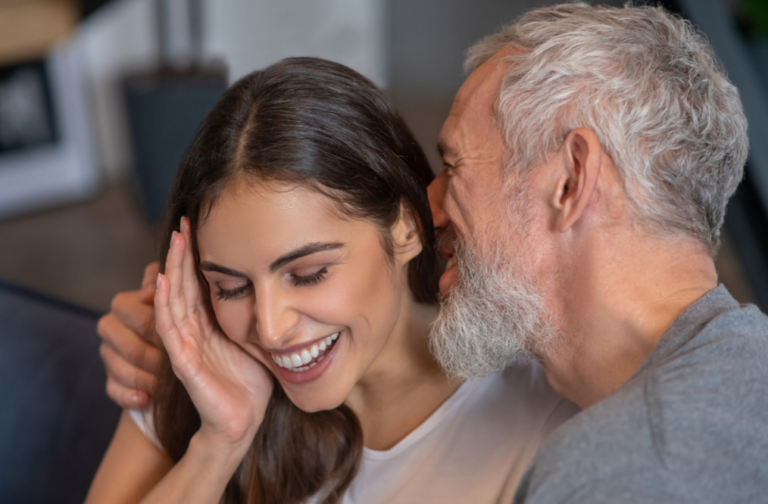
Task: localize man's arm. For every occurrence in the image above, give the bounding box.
[97,262,163,409]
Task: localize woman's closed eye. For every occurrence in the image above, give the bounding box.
[291,266,329,287]
[216,283,251,300]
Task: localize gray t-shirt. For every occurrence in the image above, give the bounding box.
[513,285,768,504]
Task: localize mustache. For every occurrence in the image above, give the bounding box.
[435,228,458,257]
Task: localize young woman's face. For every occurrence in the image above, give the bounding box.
[196,181,415,412]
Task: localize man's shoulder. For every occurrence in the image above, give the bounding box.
[642,298,768,479]
[517,379,654,500]
[517,293,768,504]
[648,297,768,449]
[664,296,768,365]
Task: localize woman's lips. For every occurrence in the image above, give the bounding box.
[271,332,342,385]
[269,332,339,370]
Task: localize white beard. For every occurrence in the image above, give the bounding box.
[429,234,557,380]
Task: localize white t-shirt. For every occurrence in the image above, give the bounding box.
[130,360,577,503]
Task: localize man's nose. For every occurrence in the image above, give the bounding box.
[428,169,450,231]
[253,287,299,347]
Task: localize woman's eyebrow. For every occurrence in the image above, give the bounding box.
[199,242,344,277]
[269,242,344,272]
[199,262,248,278]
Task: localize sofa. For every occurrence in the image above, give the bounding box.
[0,280,120,504]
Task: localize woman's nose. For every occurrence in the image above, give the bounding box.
[252,287,300,347]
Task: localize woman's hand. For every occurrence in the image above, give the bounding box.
[155,217,273,452]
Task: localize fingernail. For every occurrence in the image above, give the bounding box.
[156,273,162,288]
[170,231,177,247]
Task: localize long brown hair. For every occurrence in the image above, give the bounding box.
[152,57,438,503]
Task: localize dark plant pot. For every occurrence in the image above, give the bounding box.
[122,66,227,221]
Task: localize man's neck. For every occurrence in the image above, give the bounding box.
[543,236,718,409]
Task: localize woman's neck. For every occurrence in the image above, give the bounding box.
[344,292,461,451]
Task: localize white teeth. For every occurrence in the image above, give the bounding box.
[446,256,457,269]
[270,332,340,371]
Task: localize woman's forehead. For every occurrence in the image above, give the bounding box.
[196,181,378,264]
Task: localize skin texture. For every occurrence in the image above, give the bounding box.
[87,181,455,504]
[97,262,162,409]
[431,49,719,408]
[434,49,517,294]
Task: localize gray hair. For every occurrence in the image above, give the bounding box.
[465,3,749,254]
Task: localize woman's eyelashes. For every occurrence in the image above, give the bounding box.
[216,283,251,300]
[214,266,330,300]
[290,266,329,286]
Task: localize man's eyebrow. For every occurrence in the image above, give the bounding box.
[269,242,344,273]
[437,139,457,161]
[437,140,446,158]
[199,262,248,278]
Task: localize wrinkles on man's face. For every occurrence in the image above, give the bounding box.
[437,50,513,270]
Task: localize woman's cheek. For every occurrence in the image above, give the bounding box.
[213,301,251,344]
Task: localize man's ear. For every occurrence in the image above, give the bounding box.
[392,201,424,264]
[551,127,603,232]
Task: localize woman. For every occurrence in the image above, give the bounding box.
[86,57,568,504]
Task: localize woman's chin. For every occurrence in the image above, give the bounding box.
[284,390,347,413]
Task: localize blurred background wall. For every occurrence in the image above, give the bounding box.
[0,0,763,311]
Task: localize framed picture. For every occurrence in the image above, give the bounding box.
[0,41,99,218]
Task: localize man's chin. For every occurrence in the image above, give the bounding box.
[430,257,557,379]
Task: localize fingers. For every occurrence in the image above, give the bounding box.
[140,261,161,304]
[165,230,189,327]
[156,217,207,363]
[100,343,158,394]
[180,217,202,316]
[101,341,157,410]
[106,376,151,410]
[100,274,164,409]
[109,290,162,348]
[154,271,183,358]
[97,312,163,373]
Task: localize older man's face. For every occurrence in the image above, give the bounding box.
[433,51,510,294]
[429,50,557,379]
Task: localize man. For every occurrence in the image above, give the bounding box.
[427,3,768,503]
[99,3,768,502]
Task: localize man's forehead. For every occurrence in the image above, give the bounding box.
[454,49,516,112]
[439,49,515,155]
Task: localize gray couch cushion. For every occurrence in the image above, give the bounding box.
[0,281,120,504]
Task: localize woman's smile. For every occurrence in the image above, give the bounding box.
[196,181,412,412]
[269,330,342,385]
[269,331,339,370]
